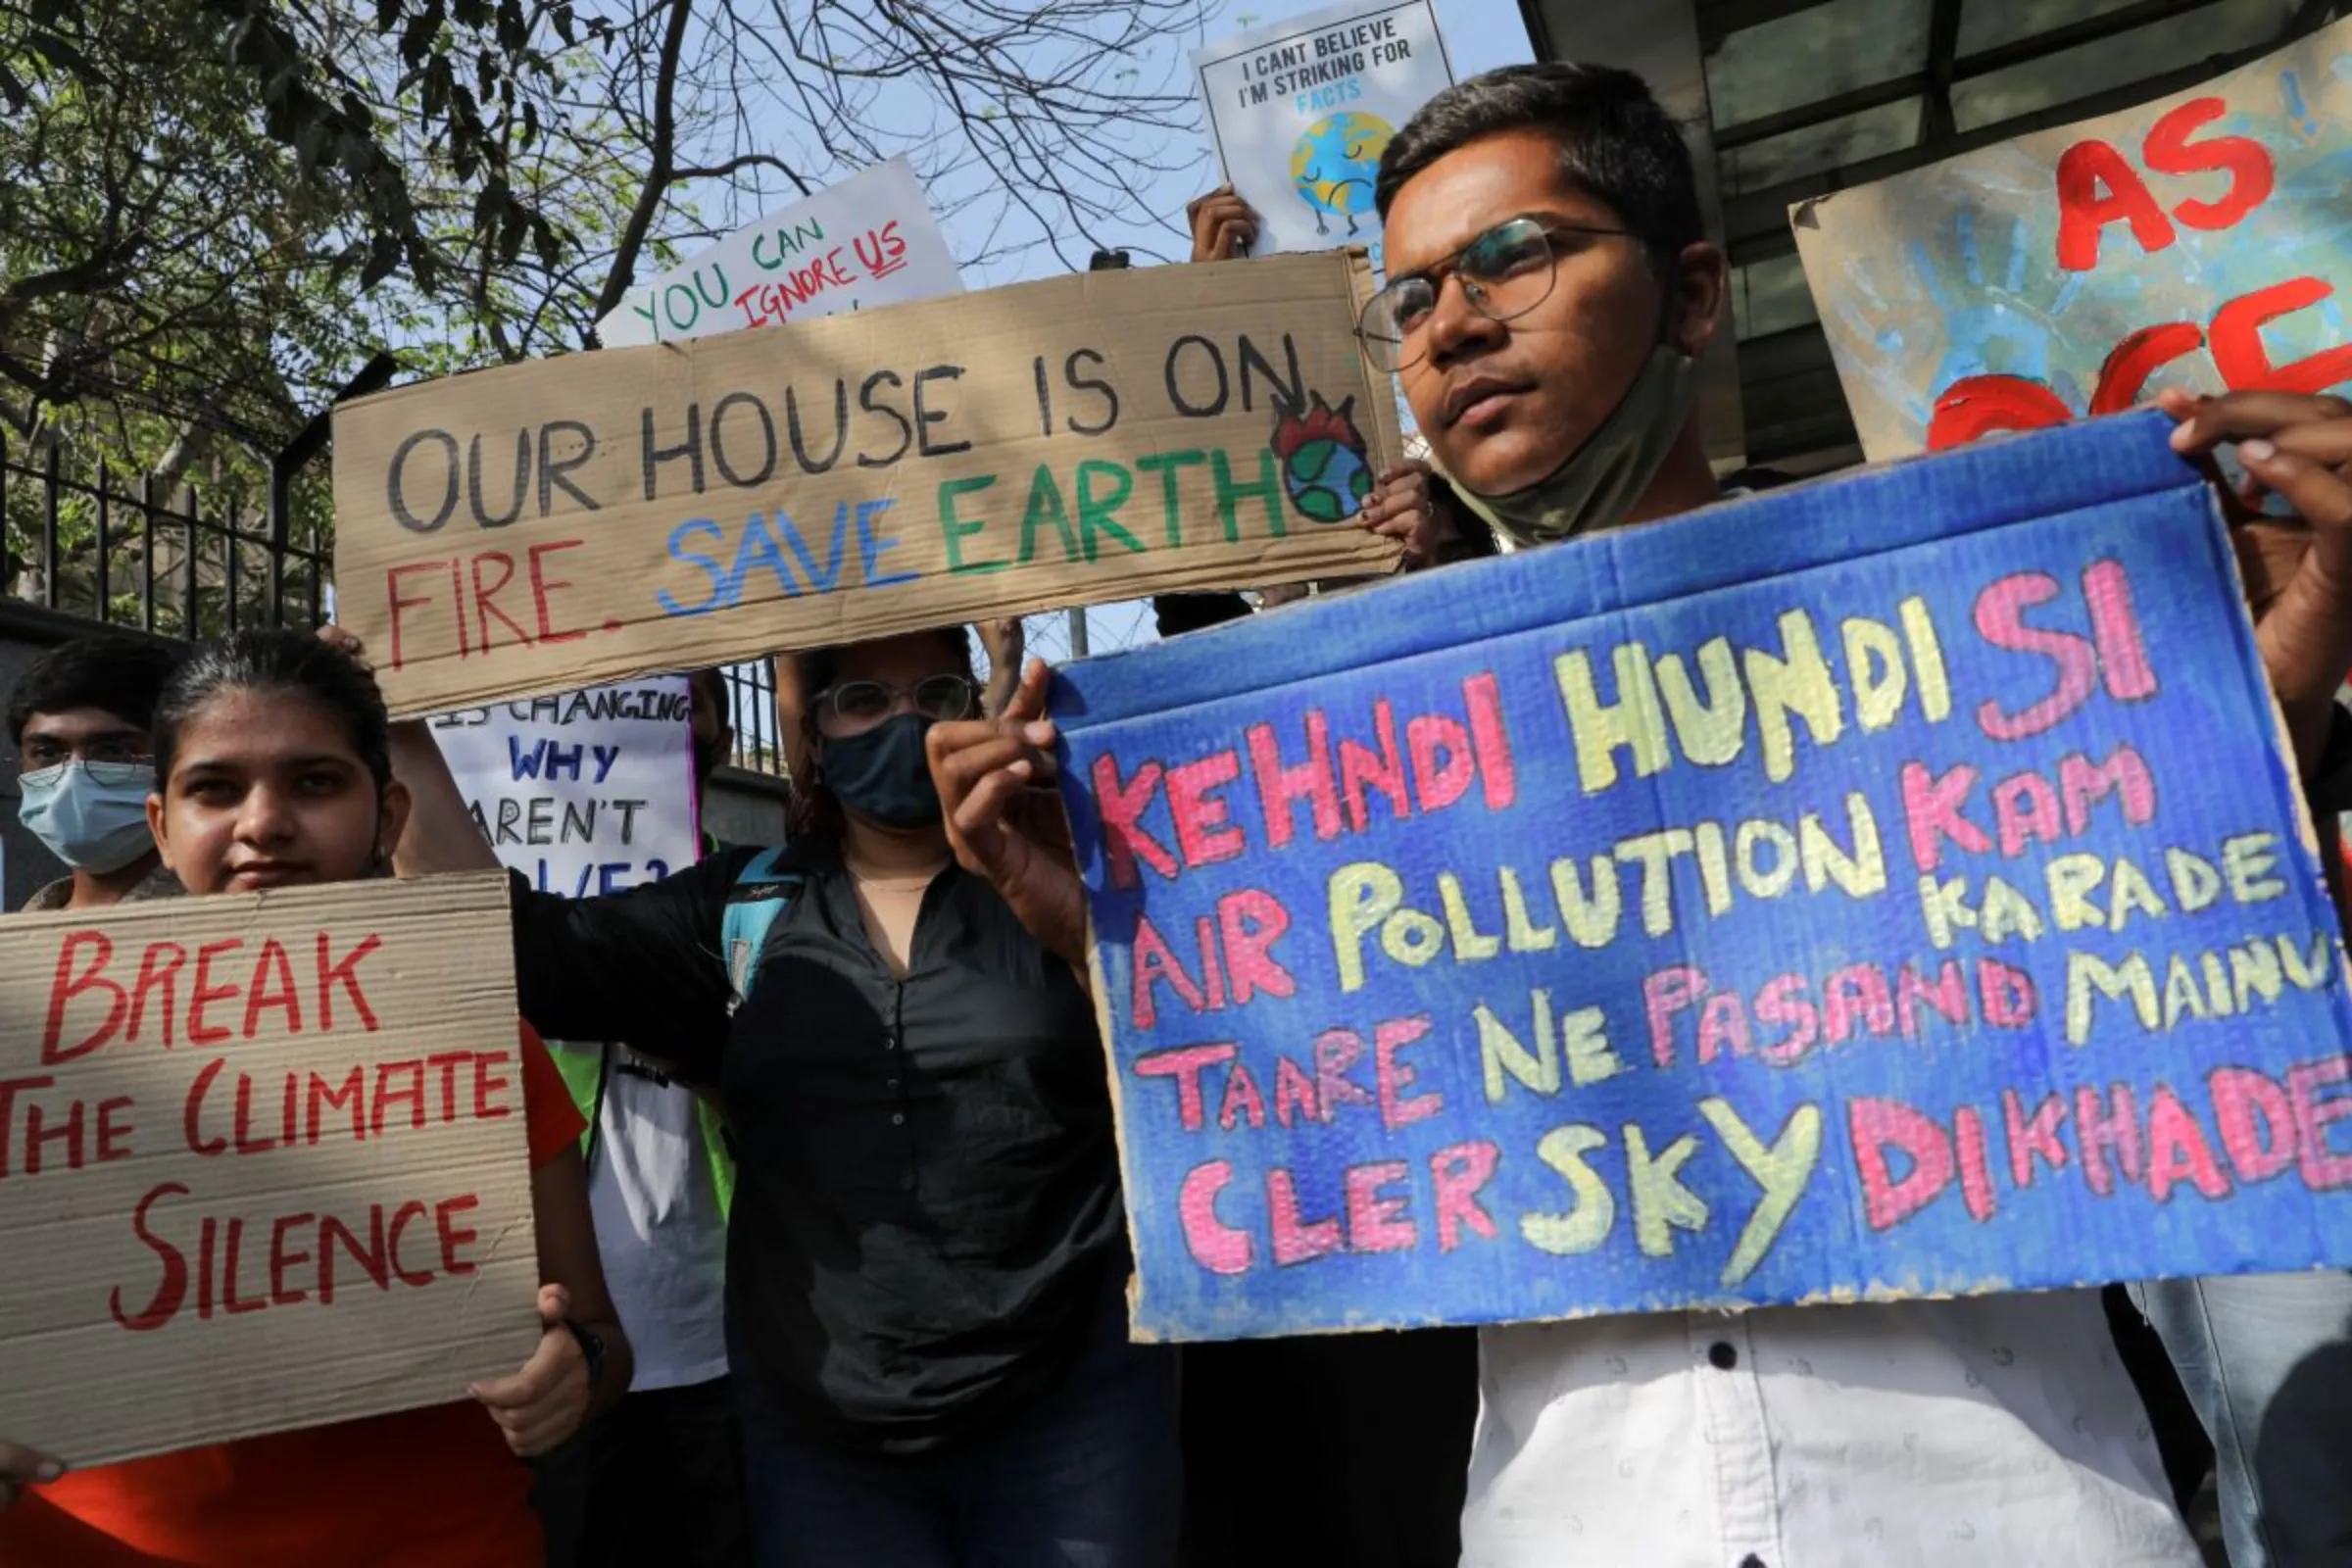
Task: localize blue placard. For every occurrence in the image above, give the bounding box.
[1049,411,2352,1342]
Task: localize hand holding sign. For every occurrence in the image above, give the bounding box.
[1189,186,1261,263]
[0,1442,63,1513]
[468,1283,592,1458]
[2163,387,2352,776]
[927,660,1086,971]
[1357,458,1453,567]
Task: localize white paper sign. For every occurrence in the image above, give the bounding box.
[432,677,699,897]
[593,157,962,348]
[1193,0,1453,271]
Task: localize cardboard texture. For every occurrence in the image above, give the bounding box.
[1793,18,2352,461]
[1048,412,2352,1342]
[333,251,1405,718]
[433,676,699,896]
[1194,0,1455,273]
[594,157,962,348]
[0,872,540,1463]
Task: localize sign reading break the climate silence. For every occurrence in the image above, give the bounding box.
[332,251,1403,717]
[1050,413,2352,1342]
[1793,17,2352,460]
[0,874,539,1462]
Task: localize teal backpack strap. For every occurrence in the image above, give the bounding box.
[722,846,805,1010]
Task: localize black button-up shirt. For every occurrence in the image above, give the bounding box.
[507,838,1123,1451]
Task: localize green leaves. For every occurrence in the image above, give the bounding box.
[0,0,619,469]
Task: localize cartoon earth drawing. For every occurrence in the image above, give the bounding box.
[1271,392,1373,523]
[1290,112,1394,237]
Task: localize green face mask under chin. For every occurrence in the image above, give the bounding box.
[1436,346,1699,549]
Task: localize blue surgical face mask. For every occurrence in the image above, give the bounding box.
[20,759,157,873]
[822,712,943,829]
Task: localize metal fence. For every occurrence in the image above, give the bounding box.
[0,432,331,639]
[719,656,789,776]
[1019,603,1163,666]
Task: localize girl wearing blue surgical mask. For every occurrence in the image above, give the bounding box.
[387,625,1176,1568]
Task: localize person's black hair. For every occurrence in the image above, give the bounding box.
[1375,63,1705,269]
[7,635,181,746]
[790,627,976,837]
[152,629,392,795]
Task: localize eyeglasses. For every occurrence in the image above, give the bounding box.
[21,734,150,772]
[1356,216,1636,372]
[20,758,152,788]
[813,674,980,736]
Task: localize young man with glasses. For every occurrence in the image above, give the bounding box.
[1360,61,2352,1568]
[934,59,2352,1568]
[8,635,182,912]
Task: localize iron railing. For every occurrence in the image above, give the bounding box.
[720,656,789,778]
[0,432,330,639]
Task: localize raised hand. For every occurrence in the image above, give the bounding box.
[1188,186,1260,264]
[926,660,1089,973]
[2163,387,2352,777]
[1357,458,1459,568]
[978,617,1027,717]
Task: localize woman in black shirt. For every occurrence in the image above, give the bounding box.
[392,627,1176,1568]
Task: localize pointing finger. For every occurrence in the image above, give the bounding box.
[1003,659,1054,724]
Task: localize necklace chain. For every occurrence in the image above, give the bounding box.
[848,858,946,893]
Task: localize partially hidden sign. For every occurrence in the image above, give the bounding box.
[1794,17,2352,460]
[0,873,540,1461]
[433,676,699,897]
[1049,413,2352,1341]
[334,251,1403,717]
[1194,0,1454,271]
[595,157,961,348]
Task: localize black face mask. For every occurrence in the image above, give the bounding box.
[822,713,943,828]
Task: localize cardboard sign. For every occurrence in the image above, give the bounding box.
[595,158,962,348]
[332,251,1403,717]
[1195,0,1454,271]
[1048,413,2352,1342]
[1793,18,2352,460]
[0,873,538,1462]
[433,676,700,897]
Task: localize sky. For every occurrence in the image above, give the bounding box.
[953,0,1541,288]
[663,0,1539,292]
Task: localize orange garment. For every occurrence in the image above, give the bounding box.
[1,1024,587,1568]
